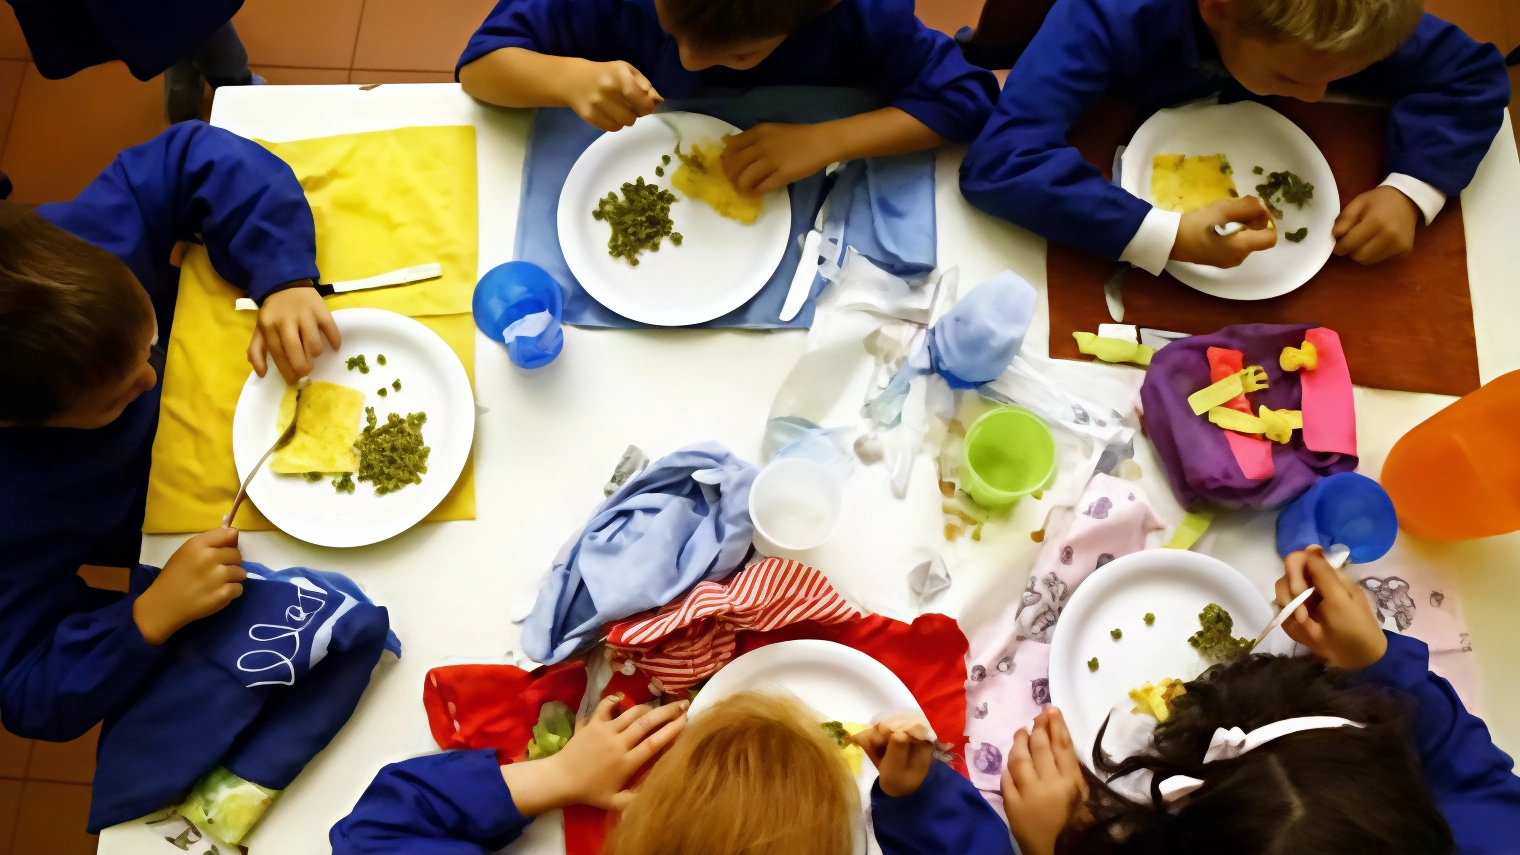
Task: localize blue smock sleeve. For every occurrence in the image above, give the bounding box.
[872,762,1017,855]
[457,0,628,74]
[330,750,535,855]
[1344,14,1510,197]
[1354,631,1520,853]
[959,0,1159,260]
[0,569,165,742]
[35,121,319,311]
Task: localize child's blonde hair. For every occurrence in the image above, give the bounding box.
[1232,0,1424,59]
[606,691,858,855]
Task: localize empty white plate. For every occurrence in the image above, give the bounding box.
[1121,100,1340,300]
[231,308,474,548]
[1048,549,1287,769]
[557,111,793,326]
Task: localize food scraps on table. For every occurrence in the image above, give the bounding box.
[1188,603,1255,663]
[1087,657,1100,672]
[1187,366,1270,415]
[592,176,681,265]
[1129,677,1188,721]
[672,142,765,224]
[1073,331,1155,367]
[270,381,365,476]
[1150,153,1240,214]
[1280,341,1319,372]
[354,407,431,494]
[1284,227,1309,243]
[525,701,575,760]
[1254,169,1314,220]
[821,721,867,775]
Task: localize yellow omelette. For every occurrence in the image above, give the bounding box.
[671,142,765,225]
[1129,677,1188,722]
[1150,154,1240,213]
[270,381,365,474]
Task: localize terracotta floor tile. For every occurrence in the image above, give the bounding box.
[0,729,30,780]
[0,2,26,61]
[1500,0,1520,48]
[352,0,498,73]
[26,725,98,786]
[0,779,23,854]
[0,63,166,206]
[0,59,25,154]
[234,0,365,70]
[251,65,353,85]
[917,0,984,37]
[1427,0,1508,46]
[350,69,457,85]
[12,782,95,855]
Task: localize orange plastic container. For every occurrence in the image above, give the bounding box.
[1380,370,1520,541]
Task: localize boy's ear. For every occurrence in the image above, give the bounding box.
[1197,0,1232,27]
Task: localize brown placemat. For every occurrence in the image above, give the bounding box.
[1047,97,1478,396]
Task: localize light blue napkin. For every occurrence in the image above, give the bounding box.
[868,271,1038,425]
[521,443,758,664]
[514,87,937,329]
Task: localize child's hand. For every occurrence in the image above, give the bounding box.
[562,60,661,132]
[1001,708,1087,855]
[248,284,341,384]
[501,695,688,816]
[722,122,832,196]
[1275,545,1388,670]
[1332,186,1418,264]
[133,528,247,646]
[1171,196,1278,268]
[854,718,935,797]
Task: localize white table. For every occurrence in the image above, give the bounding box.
[107,84,1520,854]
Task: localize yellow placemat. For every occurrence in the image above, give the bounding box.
[144,125,479,534]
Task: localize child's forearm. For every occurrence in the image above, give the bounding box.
[814,108,946,162]
[459,48,585,109]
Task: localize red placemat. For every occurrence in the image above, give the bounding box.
[1047,97,1478,396]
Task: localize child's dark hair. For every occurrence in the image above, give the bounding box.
[657,0,834,50]
[1062,653,1453,855]
[0,202,154,425]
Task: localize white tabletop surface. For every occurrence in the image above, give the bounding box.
[110,83,1520,854]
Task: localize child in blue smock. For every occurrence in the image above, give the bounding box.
[332,691,1016,855]
[960,0,1509,274]
[0,121,338,743]
[1000,547,1520,855]
[456,0,997,197]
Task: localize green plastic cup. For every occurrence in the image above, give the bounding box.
[961,406,1058,509]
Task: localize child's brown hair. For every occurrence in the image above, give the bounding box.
[656,0,834,50]
[1231,0,1423,59]
[0,202,154,425]
[606,691,858,855]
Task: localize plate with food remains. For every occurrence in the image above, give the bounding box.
[1120,99,1340,300]
[688,640,928,794]
[232,307,474,548]
[1047,549,1292,770]
[557,111,793,326]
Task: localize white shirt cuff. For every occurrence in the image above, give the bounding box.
[1380,173,1446,225]
[1119,207,1182,276]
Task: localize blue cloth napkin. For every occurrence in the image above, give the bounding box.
[522,443,757,664]
[89,564,399,832]
[514,86,937,329]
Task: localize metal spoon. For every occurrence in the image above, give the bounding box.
[225,376,310,527]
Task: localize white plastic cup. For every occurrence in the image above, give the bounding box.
[748,458,843,551]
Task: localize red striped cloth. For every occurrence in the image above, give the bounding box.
[606,557,861,694]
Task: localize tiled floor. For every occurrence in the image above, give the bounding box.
[0,0,1511,852]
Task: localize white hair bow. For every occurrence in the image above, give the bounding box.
[1157,716,1364,807]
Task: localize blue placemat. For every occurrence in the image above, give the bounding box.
[514,86,936,329]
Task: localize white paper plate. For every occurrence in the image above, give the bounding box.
[1047,550,1288,769]
[232,308,474,548]
[557,111,793,326]
[689,640,924,791]
[1121,100,1339,300]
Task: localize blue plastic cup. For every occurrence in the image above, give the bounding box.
[473,261,565,369]
[1276,472,1399,563]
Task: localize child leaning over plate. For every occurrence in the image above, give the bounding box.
[1000,546,1520,855]
[960,0,1509,271]
[332,691,1016,855]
